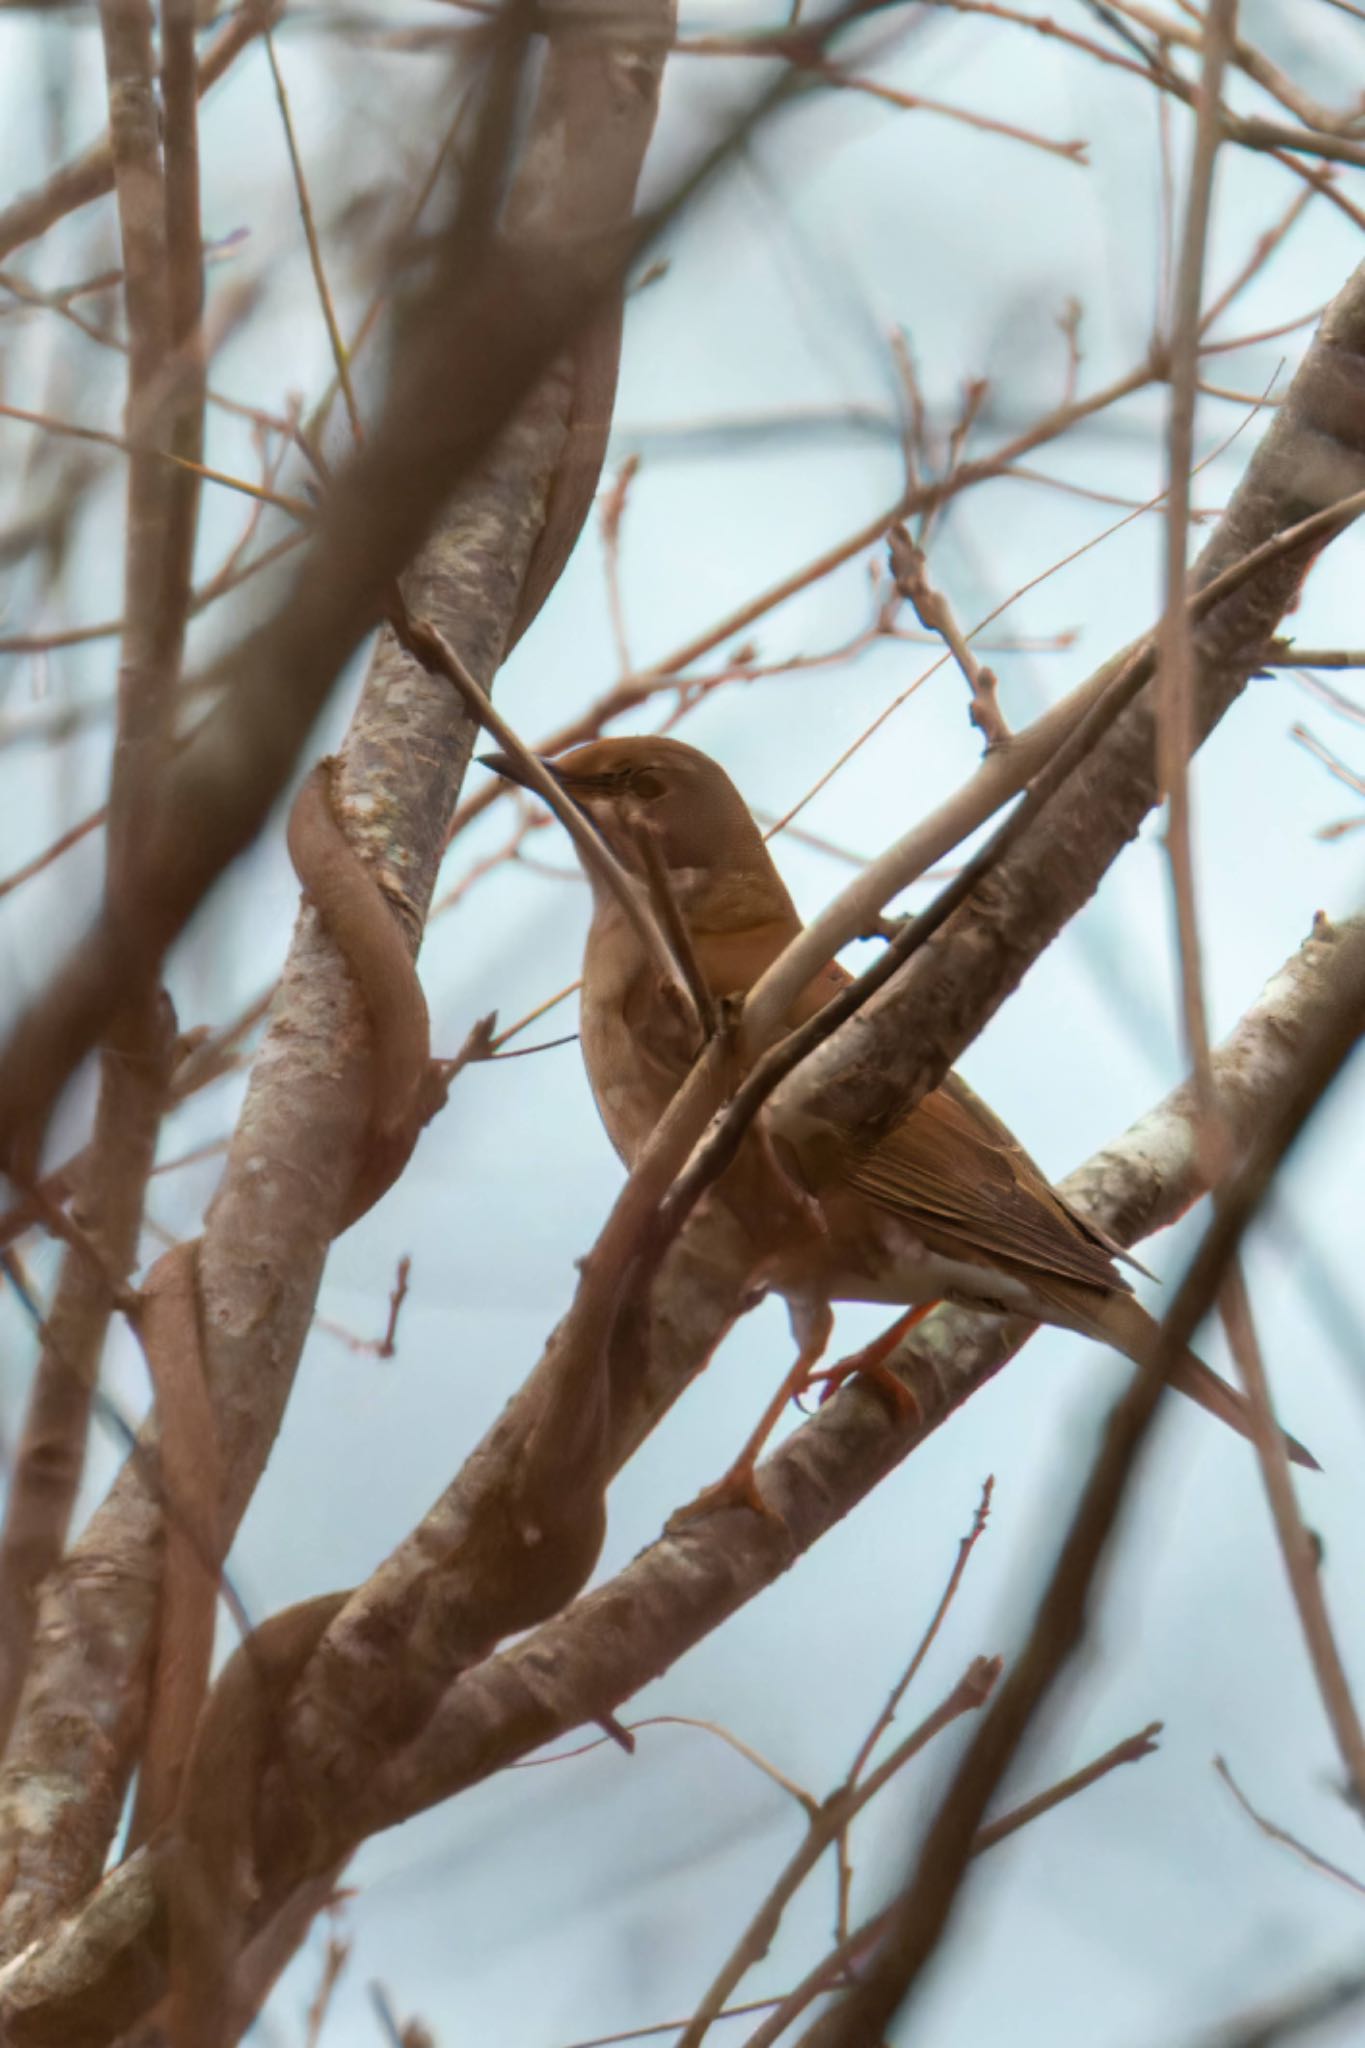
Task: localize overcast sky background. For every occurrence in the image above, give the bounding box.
[3,2,1365,2044]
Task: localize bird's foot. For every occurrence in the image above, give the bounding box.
[668,1314,832,1533]
[807,1304,935,1420]
[810,1356,920,1421]
[667,1456,785,1531]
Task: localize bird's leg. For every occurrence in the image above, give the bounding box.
[668,1299,834,1528]
[806,1304,934,1420]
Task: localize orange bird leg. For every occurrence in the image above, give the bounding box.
[807,1302,936,1419]
[669,1303,833,1527]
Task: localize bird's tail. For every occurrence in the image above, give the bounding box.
[1052,1286,1319,1471]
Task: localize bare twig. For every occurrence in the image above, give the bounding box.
[741,1721,1163,2048]
[973,1721,1163,1851]
[678,1658,1001,2048]
[847,1477,995,1788]
[1155,0,1237,1158]
[1214,1756,1365,1897]
[599,453,640,676]
[1218,1268,1365,1813]
[886,524,1012,746]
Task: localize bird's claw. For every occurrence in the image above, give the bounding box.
[667,1459,787,1532]
[809,1354,919,1421]
[806,1304,934,1421]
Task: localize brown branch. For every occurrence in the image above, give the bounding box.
[1142,8,1361,1816]
[1153,19,1365,1808]
[599,453,640,674]
[0,1000,174,1749]
[263,24,365,447]
[1155,0,1235,1160]
[846,1476,995,1782]
[284,759,435,1230]
[973,1721,1163,1852]
[0,808,107,902]
[809,58,1090,161]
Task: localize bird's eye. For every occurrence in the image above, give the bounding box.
[632,769,666,800]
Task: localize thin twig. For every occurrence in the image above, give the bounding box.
[1217,1268,1365,1813]
[678,1659,1001,2048]
[886,526,1011,746]
[263,25,365,447]
[741,1720,1164,2048]
[1213,1757,1365,1897]
[973,1721,1163,1851]
[599,453,640,676]
[848,1478,995,1786]
[1156,0,1236,1169]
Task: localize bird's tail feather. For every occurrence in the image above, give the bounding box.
[1056,1287,1319,1472]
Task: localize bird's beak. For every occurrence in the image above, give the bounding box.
[479,750,561,795]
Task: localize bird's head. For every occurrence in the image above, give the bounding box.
[481,736,774,898]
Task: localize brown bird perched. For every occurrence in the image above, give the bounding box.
[484,735,1314,1508]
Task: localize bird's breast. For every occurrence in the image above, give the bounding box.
[579,904,690,1168]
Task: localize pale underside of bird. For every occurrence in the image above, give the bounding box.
[484,735,1316,1507]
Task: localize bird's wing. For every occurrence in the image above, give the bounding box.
[941,1071,1155,1276]
[844,1073,1126,1294]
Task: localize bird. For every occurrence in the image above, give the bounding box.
[483,734,1315,1509]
